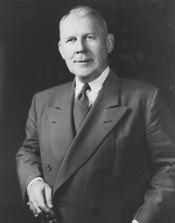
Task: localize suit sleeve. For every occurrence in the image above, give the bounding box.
[16,94,43,200]
[134,89,175,223]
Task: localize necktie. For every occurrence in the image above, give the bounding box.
[73,83,90,132]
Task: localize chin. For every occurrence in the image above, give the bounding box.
[73,69,93,78]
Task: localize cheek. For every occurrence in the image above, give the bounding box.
[93,43,108,59]
[62,47,74,60]
[95,49,107,64]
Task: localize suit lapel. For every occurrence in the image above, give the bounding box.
[47,82,74,166]
[53,71,130,193]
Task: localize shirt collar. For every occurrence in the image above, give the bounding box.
[75,66,110,97]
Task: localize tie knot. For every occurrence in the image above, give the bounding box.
[82,83,90,92]
[78,83,90,100]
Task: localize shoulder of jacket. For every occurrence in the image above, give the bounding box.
[118,78,160,108]
[30,81,72,110]
[34,81,72,99]
[119,78,158,96]
[38,81,72,95]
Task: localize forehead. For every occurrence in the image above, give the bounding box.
[59,13,104,38]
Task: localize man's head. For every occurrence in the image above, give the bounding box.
[58,5,114,83]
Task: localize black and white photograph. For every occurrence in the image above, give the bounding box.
[0,0,175,223]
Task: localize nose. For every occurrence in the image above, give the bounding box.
[75,38,86,54]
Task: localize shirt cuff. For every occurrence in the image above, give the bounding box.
[27,177,44,193]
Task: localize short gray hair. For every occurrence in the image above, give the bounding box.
[59,5,108,38]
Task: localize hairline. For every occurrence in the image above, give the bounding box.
[59,6,108,40]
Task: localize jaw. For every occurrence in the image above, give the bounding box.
[66,58,108,82]
[72,66,107,83]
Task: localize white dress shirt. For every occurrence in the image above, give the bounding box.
[75,66,110,106]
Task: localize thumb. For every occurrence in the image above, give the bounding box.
[44,184,53,209]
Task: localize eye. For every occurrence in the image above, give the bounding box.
[66,37,76,43]
[85,35,96,40]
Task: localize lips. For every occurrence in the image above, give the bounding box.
[74,59,92,63]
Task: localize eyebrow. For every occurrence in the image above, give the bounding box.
[60,32,105,41]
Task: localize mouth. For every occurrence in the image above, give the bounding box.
[74,59,92,63]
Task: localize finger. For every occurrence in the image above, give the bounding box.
[45,185,53,209]
[27,180,50,213]
[28,201,41,217]
[35,189,50,213]
[31,200,42,216]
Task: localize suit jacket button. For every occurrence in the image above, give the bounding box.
[100,165,110,174]
[89,205,99,214]
[47,164,52,172]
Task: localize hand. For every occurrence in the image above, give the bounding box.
[27,180,53,217]
[132,220,139,223]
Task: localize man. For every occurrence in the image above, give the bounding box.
[16,5,175,223]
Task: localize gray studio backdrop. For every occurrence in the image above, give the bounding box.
[0,0,174,222]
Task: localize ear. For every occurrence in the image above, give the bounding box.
[58,41,65,59]
[106,33,114,53]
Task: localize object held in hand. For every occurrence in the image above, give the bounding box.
[41,212,58,223]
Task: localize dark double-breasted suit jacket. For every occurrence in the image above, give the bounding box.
[16,70,175,223]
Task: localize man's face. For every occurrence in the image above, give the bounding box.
[58,13,114,82]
